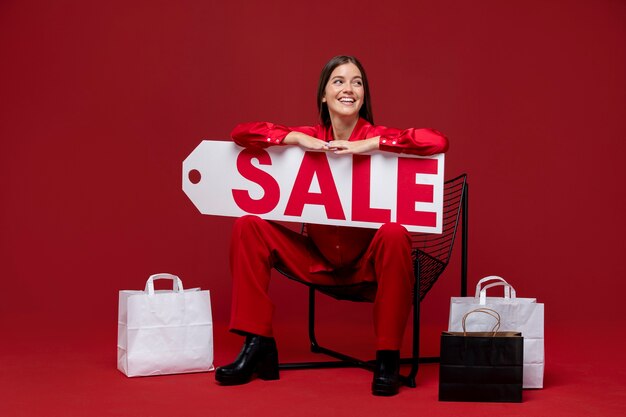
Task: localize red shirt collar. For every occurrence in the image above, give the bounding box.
[324,118,371,141]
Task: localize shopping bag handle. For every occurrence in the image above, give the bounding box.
[145,273,184,295]
[474,276,510,298]
[479,282,517,305]
[462,308,501,336]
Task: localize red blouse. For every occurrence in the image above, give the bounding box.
[230,118,449,270]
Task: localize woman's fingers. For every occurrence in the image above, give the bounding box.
[327,140,348,150]
[329,140,366,154]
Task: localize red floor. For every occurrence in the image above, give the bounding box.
[2,315,625,417]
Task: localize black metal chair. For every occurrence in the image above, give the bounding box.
[276,174,469,388]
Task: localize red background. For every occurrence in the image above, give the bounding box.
[1,1,625,416]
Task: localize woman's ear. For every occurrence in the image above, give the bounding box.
[322,97,327,103]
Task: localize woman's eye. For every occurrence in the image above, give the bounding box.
[353,80,363,86]
[333,79,343,85]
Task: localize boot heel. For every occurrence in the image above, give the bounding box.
[372,350,400,396]
[257,351,280,381]
[215,334,279,385]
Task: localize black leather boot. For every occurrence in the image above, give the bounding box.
[371,350,401,396]
[215,334,279,385]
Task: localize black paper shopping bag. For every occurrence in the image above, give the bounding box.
[438,308,523,402]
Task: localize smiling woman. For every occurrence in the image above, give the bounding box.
[216,55,449,396]
[317,55,372,133]
[321,63,365,137]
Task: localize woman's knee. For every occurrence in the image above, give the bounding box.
[377,223,411,243]
[232,215,265,233]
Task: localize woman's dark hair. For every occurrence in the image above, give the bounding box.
[317,55,374,127]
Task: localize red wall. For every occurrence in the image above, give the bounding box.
[1,0,625,348]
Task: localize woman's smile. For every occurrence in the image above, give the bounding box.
[338,96,356,106]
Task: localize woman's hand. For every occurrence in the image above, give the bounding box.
[284,131,329,150]
[328,137,380,155]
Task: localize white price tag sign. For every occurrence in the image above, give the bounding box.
[182,140,444,233]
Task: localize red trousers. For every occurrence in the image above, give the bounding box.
[229,215,414,350]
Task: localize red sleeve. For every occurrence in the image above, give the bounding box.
[371,125,449,156]
[230,122,318,148]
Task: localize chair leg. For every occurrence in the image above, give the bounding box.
[308,287,320,353]
[280,286,374,371]
[405,263,420,388]
[461,181,469,297]
[280,282,427,384]
[306,287,372,369]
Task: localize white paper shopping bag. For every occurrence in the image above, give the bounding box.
[448,276,545,389]
[117,273,214,377]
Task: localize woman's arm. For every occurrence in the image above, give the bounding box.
[231,122,290,148]
[326,137,380,155]
[283,131,329,151]
[374,127,449,156]
[231,122,326,150]
[323,126,448,156]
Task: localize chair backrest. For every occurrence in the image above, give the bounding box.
[412,174,467,300]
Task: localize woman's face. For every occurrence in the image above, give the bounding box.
[322,62,365,121]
